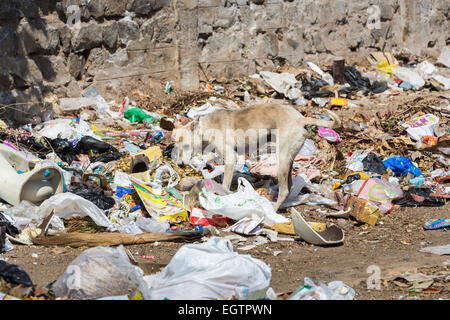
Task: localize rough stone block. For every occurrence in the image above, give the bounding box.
[71,23,103,52]
[68,53,86,79]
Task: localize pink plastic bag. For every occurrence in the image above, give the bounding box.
[356,178,403,214]
[318,127,340,143]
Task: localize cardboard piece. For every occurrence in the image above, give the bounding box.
[344,195,380,226]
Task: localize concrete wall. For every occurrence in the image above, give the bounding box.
[0,0,448,124]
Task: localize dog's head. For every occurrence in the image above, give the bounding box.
[170,119,199,166]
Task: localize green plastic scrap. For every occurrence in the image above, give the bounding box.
[124,107,155,124]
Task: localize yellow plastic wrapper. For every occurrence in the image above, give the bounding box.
[134,146,162,162]
[376,60,397,74]
[131,177,188,222]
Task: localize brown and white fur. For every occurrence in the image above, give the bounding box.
[172,103,341,212]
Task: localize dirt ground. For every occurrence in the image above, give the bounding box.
[1,201,448,300]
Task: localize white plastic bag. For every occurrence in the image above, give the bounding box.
[299,139,318,156]
[135,215,170,233]
[288,277,355,300]
[52,245,144,300]
[415,61,437,79]
[394,67,425,90]
[37,193,112,231]
[37,119,94,140]
[145,237,271,300]
[199,178,289,225]
[260,71,302,100]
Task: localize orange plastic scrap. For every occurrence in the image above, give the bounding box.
[421,135,438,146]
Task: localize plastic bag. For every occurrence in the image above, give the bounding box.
[415,61,437,79]
[383,157,422,177]
[260,71,302,100]
[135,215,170,233]
[344,66,371,88]
[37,193,112,232]
[199,178,290,226]
[394,67,425,90]
[145,237,271,300]
[75,136,118,155]
[345,150,371,172]
[0,212,19,237]
[71,185,116,210]
[394,187,445,207]
[52,245,144,300]
[318,128,340,143]
[351,178,404,214]
[0,260,33,287]
[124,108,155,124]
[37,119,94,140]
[299,139,318,157]
[186,102,221,119]
[362,153,387,174]
[288,277,355,300]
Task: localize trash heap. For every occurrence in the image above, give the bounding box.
[0,49,449,300]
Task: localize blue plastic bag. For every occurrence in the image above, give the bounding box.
[382,157,422,177]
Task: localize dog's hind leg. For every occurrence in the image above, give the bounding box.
[222,144,237,191]
[273,133,306,212]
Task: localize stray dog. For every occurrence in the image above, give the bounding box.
[172,103,341,212]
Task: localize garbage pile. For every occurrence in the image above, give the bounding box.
[0,49,449,300]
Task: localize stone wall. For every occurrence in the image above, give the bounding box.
[0,0,448,124]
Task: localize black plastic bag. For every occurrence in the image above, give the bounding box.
[370,81,388,94]
[0,213,19,237]
[338,86,359,96]
[71,185,115,210]
[301,80,334,99]
[362,153,387,175]
[394,187,446,207]
[345,173,362,185]
[0,260,33,287]
[74,136,118,155]
[0,132,50,157]
[47,138,78,164]
[90,151,123,163]
[344,66,371,88]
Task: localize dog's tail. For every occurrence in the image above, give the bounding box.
[302,110,341,128]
